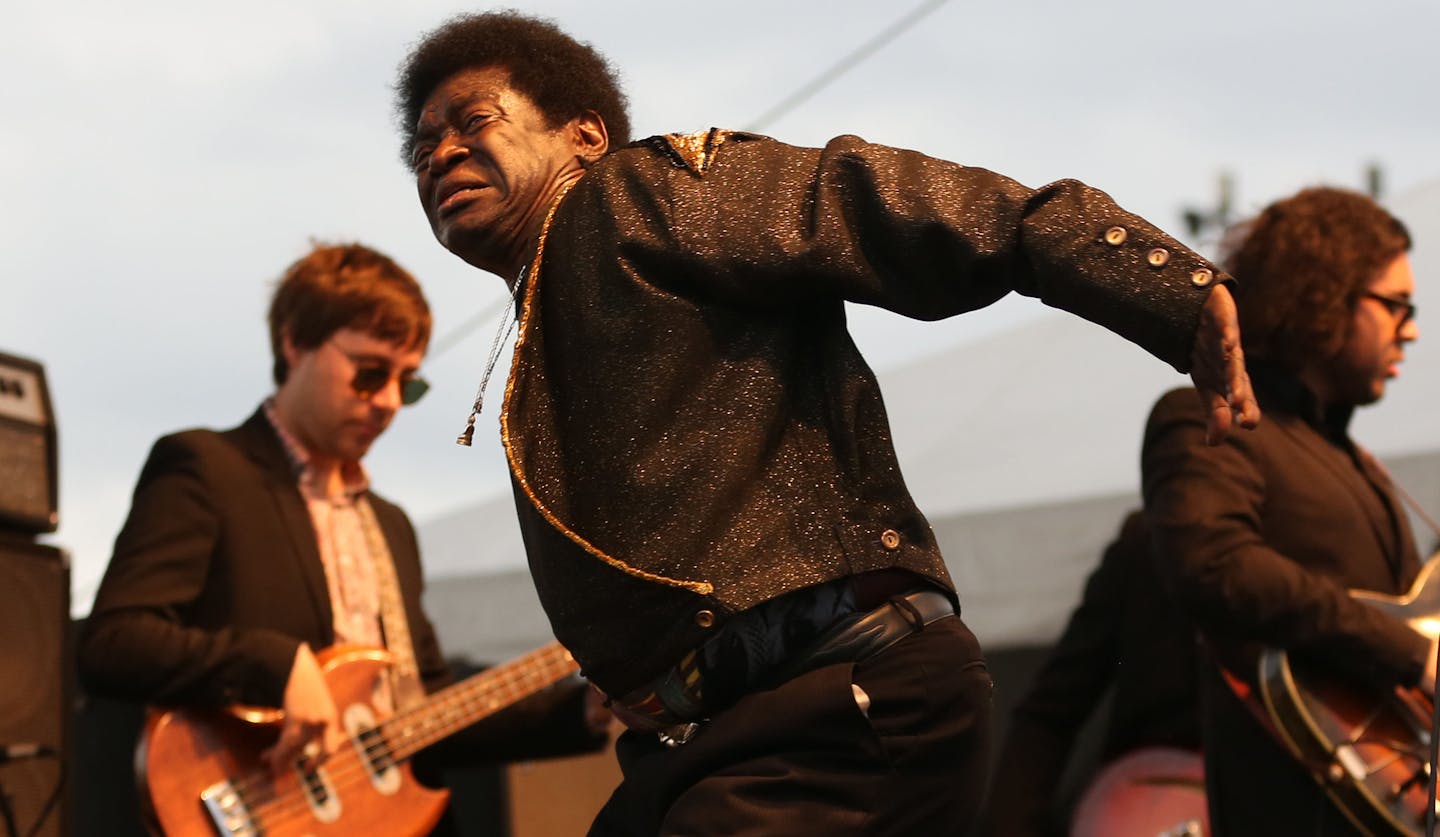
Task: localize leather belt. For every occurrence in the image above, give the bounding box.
[614,587,956,741]
[764,588,956,688]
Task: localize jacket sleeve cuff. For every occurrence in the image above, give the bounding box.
[1021,178,1232,373]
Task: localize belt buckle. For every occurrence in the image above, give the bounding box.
[658,721,702,748]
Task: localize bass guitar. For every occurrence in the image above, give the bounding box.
[137,641,579,836]
[1257,558,1440,837]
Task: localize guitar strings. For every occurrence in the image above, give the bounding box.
[223,642,572,800]
[220,647,571,800]
[369,643,575,759]
[210,646,577,829]
[227,647,571,807]
[233,655,577,831]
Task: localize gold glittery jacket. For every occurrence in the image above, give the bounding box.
[502,129,1228,696]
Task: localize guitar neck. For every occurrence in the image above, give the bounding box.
[380,641,579,760]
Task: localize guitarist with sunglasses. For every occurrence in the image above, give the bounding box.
[1142,188,1425,835]
[78,243,608,835]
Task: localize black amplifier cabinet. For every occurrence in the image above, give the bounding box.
[0,351,58,534]
[0,538,69,837]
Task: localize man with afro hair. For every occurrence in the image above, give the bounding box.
[395,11,1259,835]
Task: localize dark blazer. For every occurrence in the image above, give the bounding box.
[78,408,601,764]
[1141,373,1428,834]
[79,408,446,707]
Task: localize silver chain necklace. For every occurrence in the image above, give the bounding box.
[455,266,525,447]
[455,180,574,448]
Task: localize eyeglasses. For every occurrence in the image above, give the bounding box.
[1364,290,1417,331]
[353,364,430,406]
[331,343,430,406]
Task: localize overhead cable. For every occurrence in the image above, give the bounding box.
[746,0,952,132]
[430,0,952,359]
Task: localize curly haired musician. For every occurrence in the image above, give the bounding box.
[78,243,607,832]
[1142,187,1423,834]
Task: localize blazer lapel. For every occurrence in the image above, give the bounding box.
[235,409,335,639]
[1354,446,1422,585]
[1273,417,1404,582]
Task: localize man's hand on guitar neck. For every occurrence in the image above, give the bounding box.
[262,643,344,773]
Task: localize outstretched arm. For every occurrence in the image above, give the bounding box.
[622,133,1264,385]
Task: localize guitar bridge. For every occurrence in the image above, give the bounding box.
[199,780,261,836]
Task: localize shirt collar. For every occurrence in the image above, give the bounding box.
[1248,361,1354,444]
[262,398,369,498]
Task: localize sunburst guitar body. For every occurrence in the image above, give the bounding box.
[137,642,579,836]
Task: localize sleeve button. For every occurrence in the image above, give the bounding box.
[694,610,716,628]
[1191,268,1214,287]
[1103,226,1128,246]
[880,529,902,550]
[1147,247,1170,268]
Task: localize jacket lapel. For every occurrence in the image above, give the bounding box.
[1353,446,1422,585]
[235,409,335,640]
[1273,417,1404,584]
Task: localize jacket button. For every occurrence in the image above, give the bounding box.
[1103,226,1128,246]
[1191,268,1214,287]
[880,529,902,550]
[694,610,716,628]
[1146,247,1170,268]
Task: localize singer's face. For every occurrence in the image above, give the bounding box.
[410,66,584,272]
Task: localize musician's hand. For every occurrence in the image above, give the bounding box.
[263,644,343,773]
[1189,284,1261,445]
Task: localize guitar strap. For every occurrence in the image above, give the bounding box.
[355,496,426,711]
[1204,641,1334,774]
[1362,449,1440,546]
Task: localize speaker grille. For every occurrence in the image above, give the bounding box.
[0,540,69,837]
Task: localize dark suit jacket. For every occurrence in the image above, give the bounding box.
[79,408,447,707]
[78,408,601,767]
[1141,371,1428,834]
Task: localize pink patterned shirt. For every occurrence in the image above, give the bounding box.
[263,400,383,650]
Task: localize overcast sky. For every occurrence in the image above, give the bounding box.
[3,0,1436,612]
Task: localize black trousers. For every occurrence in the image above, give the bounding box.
[589,616,993,836]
